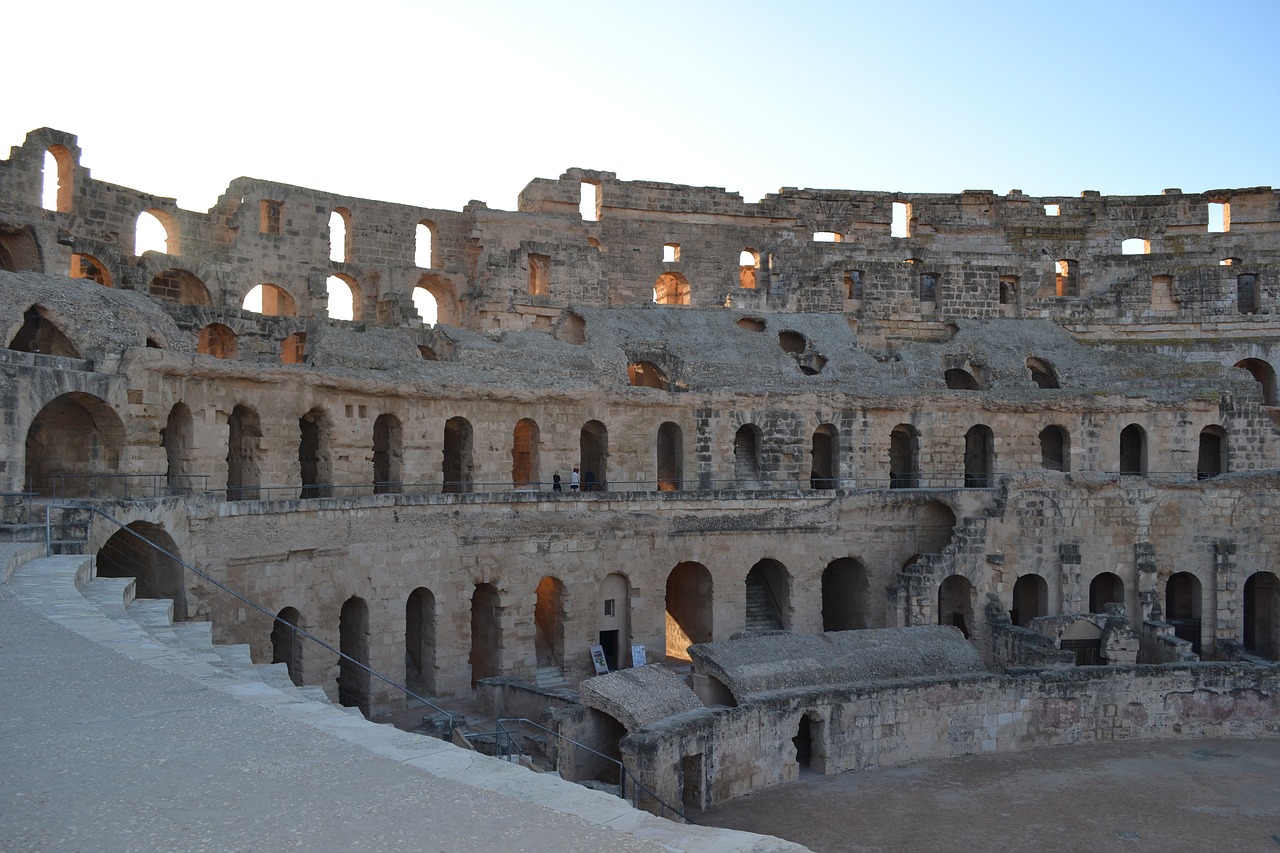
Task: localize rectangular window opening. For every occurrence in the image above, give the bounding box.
[1044,204,1060,216]
[891,202,910,238]
[604,598,615,617]
[813,231,842,243]
[1208,201,1228,233]
[260,200,283,235]
[663,243,681,262]
[580,181,600,221]
[528,253,550,296]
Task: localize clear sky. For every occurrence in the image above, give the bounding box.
[4,0,1277,214]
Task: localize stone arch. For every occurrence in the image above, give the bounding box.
[915,500,957,555]
[512,418,540,489]
[71,253,113,287]
[150,269,210,305]
[136,209,178,256]
[1011,574,1048,626]
[373,413,403,494]
[1120,424,1147,476]
[889,423,919,488]
[281,332,307,364]
[1243,571,1279,659]
[938,575,974,638]
[298,407,332,498]
[534,576,568,674]
[271,607,304,686]
[657,421,683,490]
[733,423,762,486]
[442,416,474,493]
[1197,426,1227,479]
[745,559,791,631]
[329,208,352,263]
[162,403,194,494]
[0,226,43,272]
[598,572,630,670]
[415,274,457,326]
[326,273,360,321]
[1039,425,1070,472]
[653,272,691,306]
[25,392,124,497]
[963,424,995,487]
[415,220,436,269]
[1027,357,1060,389]
[1234,358,1276,406]
[9,305,79,357]
[580,420,608,490]
[944,368,979,390]
[470,583,502,687]
[628,361,670,389]
[226,403,262,501]
[243,283,297,317]
[822,558,868,631]
[665,562,712,660]
[405,587,436,695]
[1165,572,1203,655]
[197,323,237,360]
[43,144,75,212]
[810,424,838,490]
[1089,571,1125,613]
[337,596,371,716]
[96,522,187,620]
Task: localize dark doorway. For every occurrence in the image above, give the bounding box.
[470,583,501,686]
[580,420,608,490]
[598,629,620,671]
[1011,574,1047,626]
[821,558,868,631]
[338,596,370,716]
[1165,572,1202,655]
[1089,572,1125,613]
[443,416,474,493]
[1120,425,1146,476]
[890,424,918,488]
[373,414,403,494]
[271,607,304,686]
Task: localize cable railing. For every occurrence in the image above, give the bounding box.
[26,473,211,500]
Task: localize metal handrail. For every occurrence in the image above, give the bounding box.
[43,503,464,732]
[28,473,212,500]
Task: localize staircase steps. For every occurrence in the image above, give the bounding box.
[745,580,783,632]
[534,665,570,690]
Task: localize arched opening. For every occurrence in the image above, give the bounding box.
[1234,358,1276,406]
[9,306,80,357]
[1165,572,1202,655]
[329,208,351,263]
[197,323,237,360]
[71,253,112,287]
[135,210,173,256]
[793,715,813,771]
[373,414,403,494]
[1011,574,1047,626]
[778,330,806,355]
[298,408,331,498]
[1243,572,1278,659]
[442,416,474,493]
[739,249,760,289]
[337,596,371,716]
[226,404,262,501]
[281,332,307,364]
[242,283,297,316]
[150,269,210,305]
[271,607,304,686]
[326,274,359,321]
[25,393,124,497]
[534,576,567,674]
[527,253,550,296]
[889,424,919,488]
[162,403,194,495]
[657,421,683,491]
[580,181,601,221]
[1027,357,1060,389]
[1120,424,1147,476]
[43,146,73,212]
[1089,572,1125,614]
[745,559,790,631]
[938,575,974,638]
[414,275,456,326]
[963,424,995,487]
[653,272,691,306]
[628,361,669,389]
[733,424,762,486]
[598,573,630,671]
[916,501,957,553]
[1197,426,1227,479]
[810,424,838,489]
[580,420,608,491]
[415,221,436,269]
[512,418,540,489]
[405,588,436,695]
[944,368,979,390]
[96,522,187,620]
[470,583,501,687]
[1039,425,1070,472]
[1121,237,1150,255]
[1054,259,1078,297]
[821,558,868,631]
[665,562,712,660]
[0,226,41,273]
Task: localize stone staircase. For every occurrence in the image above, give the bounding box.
[535,665,570,690]
[745,578,783,632]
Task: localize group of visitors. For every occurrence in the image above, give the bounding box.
[551,466,597,492]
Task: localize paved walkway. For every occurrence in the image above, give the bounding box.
[699,736,1280,852]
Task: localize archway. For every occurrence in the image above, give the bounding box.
[96,522,187,620]
[25,393,125,497]
[821,558,868,631]
[1244,572,1278,659]
[889,424,919,488]
[657,421,683,490]
[442,416,474,493]
[149,269,210,305]
[242,283,297,316]
[580,420,608,490]
[226,404,262,501]
[1165,572,1202,654]
[1234,358,1276,406]
[9,306,79,357]
[1197,426,1226,479]
[470,583,501,687]
[1120,424,1147,476]
[163,403,194,495]
[405,588,436,695]
[938,575,974,638]
[1039,425,1069,472]
[598,573,630,670]
[512,418,540,489]
[745,559,790,631]
[1011,574,1047,626]
[534,576,567,673]
[733,424,762,486]
[298,408,331,498]
[197,323,237,360]
[1089,572,1125,613]
[665,562,712,660]
[653,272,691,306]
[963,424,994,487]
[915,501,957,554]
[810,424,838,490]
[373,414,403,494]
[271,607,304,686]
[338,596,371,716]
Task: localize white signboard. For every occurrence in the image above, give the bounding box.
[630,644,647,668]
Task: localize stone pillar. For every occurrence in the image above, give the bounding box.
[1135,542,1158,621]
[1059,542,1082,614]
[1213,539,1238,659]
[694,408,713,489]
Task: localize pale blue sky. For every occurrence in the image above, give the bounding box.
[5,0,1277,212]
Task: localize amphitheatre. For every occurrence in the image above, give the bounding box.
[2,126,1279,849]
